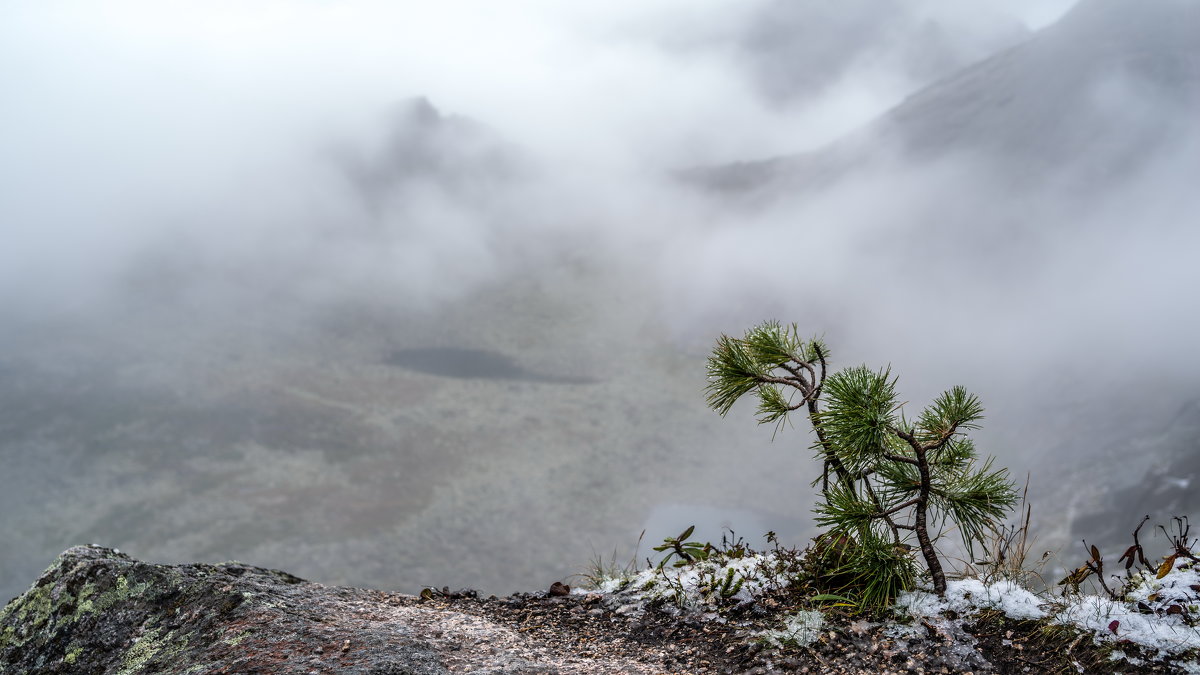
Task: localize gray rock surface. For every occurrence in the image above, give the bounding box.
[0,545,667,675]
[0,546,446,674]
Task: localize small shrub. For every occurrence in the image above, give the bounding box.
[706,321,1017,603]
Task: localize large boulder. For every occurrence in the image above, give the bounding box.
[0,545,447,674]
[0,545,669,675]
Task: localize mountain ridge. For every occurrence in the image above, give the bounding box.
[689,0,1200,196]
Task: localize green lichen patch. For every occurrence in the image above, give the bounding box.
[223,629,253,646]
[117,624,212,675]
[0,546,183,670]
[64,644,83,664]
[1,548,164,656]
[118,627,163,675]
[80,575,155,619]
[0,563,74,650]
[3,545,451,675]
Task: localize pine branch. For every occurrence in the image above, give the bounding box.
[817,366,898,473]
[928,457,1017,553]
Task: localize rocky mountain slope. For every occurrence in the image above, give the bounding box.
[691,0,1200,195]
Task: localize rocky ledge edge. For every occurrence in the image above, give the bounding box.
[0,545,1189,674]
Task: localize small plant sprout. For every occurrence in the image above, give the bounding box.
[706,321,1018,602]
[579,530,646,591]
[653,526,713,569]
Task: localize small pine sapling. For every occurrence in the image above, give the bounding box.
[705,320,1017,600]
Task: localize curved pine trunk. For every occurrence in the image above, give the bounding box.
[914,447,947,595]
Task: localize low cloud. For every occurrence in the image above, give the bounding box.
[2,0,1191,419]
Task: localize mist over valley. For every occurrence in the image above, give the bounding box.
[1,0,1197,603]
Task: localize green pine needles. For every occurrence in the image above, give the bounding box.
[705,320,1017,603]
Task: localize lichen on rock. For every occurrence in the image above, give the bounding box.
[1,546,679,674]
[0,545,447,675]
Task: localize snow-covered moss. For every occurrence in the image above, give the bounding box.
[594,551,798,609]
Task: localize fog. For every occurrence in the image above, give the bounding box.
[2,0,1196,602]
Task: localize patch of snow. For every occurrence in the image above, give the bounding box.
[1052,594,1199,656]
[895,578,1046,620]
[891,556,1199,658]
[1124,555,1200,611]
[882,621,924,641]
[1107,649,1144,666]
[759,610,825,648]
[1050,552,1200,657]
[589,542,1200,669]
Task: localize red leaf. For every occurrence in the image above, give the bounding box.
[1108,620,1120,635]
[1119,545,1138,570]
